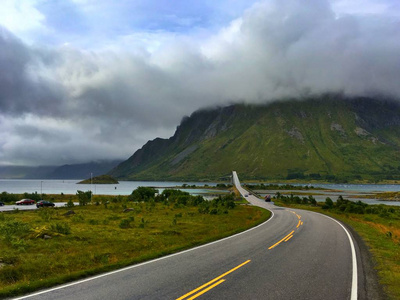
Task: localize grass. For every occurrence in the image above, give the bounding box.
[0,197,270,299]
[273,199,400,299]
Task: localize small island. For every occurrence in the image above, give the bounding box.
[77,175,119,184]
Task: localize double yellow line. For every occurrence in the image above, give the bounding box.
[176,260,251,300]
[268,230,294,249]
[268,211,303,250]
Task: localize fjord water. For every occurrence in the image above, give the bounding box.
[1,179,400,206]
[0,179,219,196]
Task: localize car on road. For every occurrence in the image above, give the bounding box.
[16,199,35,205]
[0,201,4,206]
[36,200,55,208]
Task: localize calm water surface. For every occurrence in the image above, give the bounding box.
[0,179,220,196]
[1,180,400,205]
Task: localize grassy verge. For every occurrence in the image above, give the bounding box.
[273,198,400,299]
[0,194,270,299]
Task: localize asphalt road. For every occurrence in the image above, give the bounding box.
[13,172,361,300]
[0,202,73,212]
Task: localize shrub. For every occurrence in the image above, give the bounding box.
[71,214,85,223]
[50,222,71,235]
[119,219,132,229]
[66,199,75,208]
[323,197,334,209]
[38,208,55,222]
[76,190,92,206]
[129,187,158,202]
[0,220,30,243]
[88,219,99,225]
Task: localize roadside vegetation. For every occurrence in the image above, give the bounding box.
[0,187,270,299]
[273,193,400,299]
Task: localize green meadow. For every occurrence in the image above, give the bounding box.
[0,189,270,299]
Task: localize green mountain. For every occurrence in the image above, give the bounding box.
[109,95,400,182]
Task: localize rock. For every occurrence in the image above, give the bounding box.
[43,235,52,239]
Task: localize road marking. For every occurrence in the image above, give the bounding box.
[186,280,225,300]
[321,214,358,300]
[296,220,301,228]
[176,260,251,300]
[268,230,294,249]
[284,235,293,242]
[269,209,305,249]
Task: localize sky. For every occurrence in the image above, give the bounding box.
[0,0,399,167]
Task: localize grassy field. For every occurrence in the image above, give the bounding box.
[273,195,400,299]
[0,192,270,299]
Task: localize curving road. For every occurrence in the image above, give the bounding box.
[14,172,362,300]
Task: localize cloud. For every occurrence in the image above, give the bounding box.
[0,0,399,166]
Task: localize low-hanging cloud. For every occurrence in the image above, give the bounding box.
[0,0,399,166]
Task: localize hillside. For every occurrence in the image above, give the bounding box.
[109,95,400,182]
[78,175,119,184]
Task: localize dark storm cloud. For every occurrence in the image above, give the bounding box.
[0,28,66,117]
[0,0,400,166]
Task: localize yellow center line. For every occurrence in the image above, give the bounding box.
[176,260,251,300]
[284,235,294,242]
[268,230,294,250]
[296,220,302,228]
[186,279,225,300]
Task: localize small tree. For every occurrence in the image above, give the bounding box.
[76,190,92,206]
[129,187,158,202]
[324,197,334,209]
[308,195,317,206]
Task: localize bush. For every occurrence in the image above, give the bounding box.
[323,197,334,209]
[129,187,158,202]
[119,219,132,229]
[38,208,55,222]
[50,222,71,235]
[77,190,92,206]
[0,192,18,204]
[0,220,30,243]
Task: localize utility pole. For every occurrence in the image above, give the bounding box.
[90,173,93,202]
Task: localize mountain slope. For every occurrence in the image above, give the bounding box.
[109,95,400,182]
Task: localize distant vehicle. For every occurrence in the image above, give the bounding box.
[245,194,249,197]
[16,199,35,205]
[36,200,55,208]
[265,195,271,202]
[0,201,4,206]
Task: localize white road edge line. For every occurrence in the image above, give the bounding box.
[317,214,358,300]
[233,171,357,299]
[13,209,275,299]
